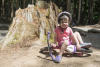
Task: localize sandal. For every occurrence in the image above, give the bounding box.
[54,55,62,63]
[80,43,92,48]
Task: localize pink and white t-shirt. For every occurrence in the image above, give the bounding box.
[55,26,73,46]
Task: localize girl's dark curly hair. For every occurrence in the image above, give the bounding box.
[58,11,72,24]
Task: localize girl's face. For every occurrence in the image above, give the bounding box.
[60,16,69,28]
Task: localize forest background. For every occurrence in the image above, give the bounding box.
[0,0,100,26]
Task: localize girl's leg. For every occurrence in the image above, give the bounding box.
[54,41,69,63]
[73,32,92,48]
[73,32,84,44]
[59,40,69,56]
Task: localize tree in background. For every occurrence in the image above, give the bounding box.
[52,0,100,25]
[0,0,100,25]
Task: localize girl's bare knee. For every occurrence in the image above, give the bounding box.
[74,31,80,36]
[63,40,69,46]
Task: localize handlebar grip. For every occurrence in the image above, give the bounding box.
[47,32,50,40]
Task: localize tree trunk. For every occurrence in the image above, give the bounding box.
[16,0,19,9]
[88,0,94,24]
[2,0,4,16]
[73,0,77,24]
[32,0,34,4]
[11,0,14,18]
[23,0,26,8]
[66,0,71,12]
[77,0,82,24]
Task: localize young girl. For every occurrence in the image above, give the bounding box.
[51,11,91,63]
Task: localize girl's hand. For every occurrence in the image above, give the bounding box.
[76,44,81,50]
[51,43,57,48]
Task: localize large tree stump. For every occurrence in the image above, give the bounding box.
[0,4,59,49]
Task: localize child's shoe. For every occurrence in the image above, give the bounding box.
[54,55,62,63]
[79,48,92,53]
[80,43,92,48]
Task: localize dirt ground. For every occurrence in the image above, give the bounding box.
[0,32,100,67]
[0,25,100,67]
